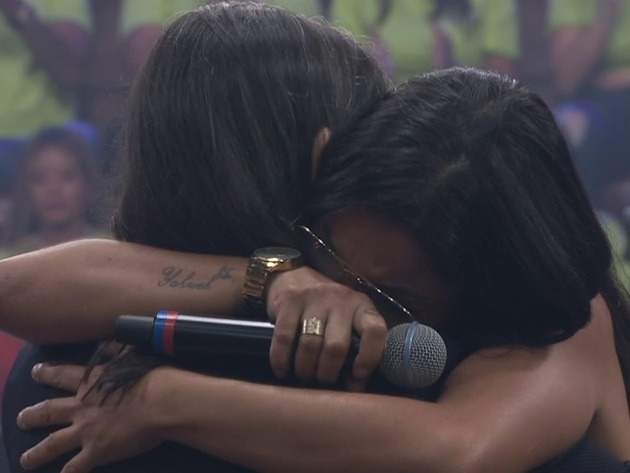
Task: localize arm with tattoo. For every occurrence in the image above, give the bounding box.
[0,239,248,345]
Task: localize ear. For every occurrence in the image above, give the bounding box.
[311,127,331,181]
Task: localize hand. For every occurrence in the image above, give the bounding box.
[266,267,387,390]
[18,363,164,473]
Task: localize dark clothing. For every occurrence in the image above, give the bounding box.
[531,436,630,473]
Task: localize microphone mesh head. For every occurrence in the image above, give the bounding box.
[381,322,448,390]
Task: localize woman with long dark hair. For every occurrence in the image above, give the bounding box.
[15,68,630,473]
[2,4,393,473]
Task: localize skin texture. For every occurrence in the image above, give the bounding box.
[15,211,630,473]
[0,238,387,385]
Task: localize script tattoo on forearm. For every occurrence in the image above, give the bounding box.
[158,265,234,291]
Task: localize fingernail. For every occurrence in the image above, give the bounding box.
[31,364,43,380]
[20,449,31,468]
[17,411,24,429]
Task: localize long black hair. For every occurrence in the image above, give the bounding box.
[113,2,390,256]
[310,67,630,403]
[90,1,391,400]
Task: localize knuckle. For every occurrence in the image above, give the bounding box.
[355,291,374,303]
[272,330,295,349]
[266,296,285,316]
[40,399,53,424]
[299,336,323,355]
[267,290,301,316]
[62,462,78,473]
[364,320,387,338]
[44,432,60,456]
[320,282,352,297]
[322,340,348,360]
[47,367,64,388]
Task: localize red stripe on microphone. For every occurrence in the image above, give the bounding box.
[163,311,179,356]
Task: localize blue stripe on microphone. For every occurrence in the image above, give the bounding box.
[153,311,168,355]
[403,321,417,390]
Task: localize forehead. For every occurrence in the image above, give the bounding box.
[323,209,457,328]
[324,209,423,279]
[27,146,76,167]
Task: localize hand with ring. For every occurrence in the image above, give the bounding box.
[266,266,387,391]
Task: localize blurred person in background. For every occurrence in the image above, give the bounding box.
[328,0,518,84]
[550,0,630,290]
[81,0,203,175]
[0,126,106,419]
[1,126,106,257]
[550,0,630,212]
[0,0,89,213]
[0,4,89,468]
[430,0,517,76]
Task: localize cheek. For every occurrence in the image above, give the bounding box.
[27,183,49,206]
[63,179,89,204]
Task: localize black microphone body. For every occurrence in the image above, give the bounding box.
[116,311,360,358]
[116,311,447,390]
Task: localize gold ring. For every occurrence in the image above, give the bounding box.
[301,317,324,337]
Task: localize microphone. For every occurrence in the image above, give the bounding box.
[115,311,448,389]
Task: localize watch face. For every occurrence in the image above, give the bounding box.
[254,247,302,262]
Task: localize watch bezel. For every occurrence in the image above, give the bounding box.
[253,247,302,263]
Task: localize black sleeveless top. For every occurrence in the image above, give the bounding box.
[3,343,630,473]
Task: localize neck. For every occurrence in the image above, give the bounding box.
[39,220,88,248]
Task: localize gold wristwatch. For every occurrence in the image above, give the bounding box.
[243,247,304,309]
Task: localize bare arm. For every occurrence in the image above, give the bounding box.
[0,239,247,344]
[0,239,387,384]
[550,1,620,96]
[0,0,88,87]
[158,346,594,473]
[158,298,628,473]
[22,303,624,473]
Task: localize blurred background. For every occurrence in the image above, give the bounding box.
[0,0,629,424]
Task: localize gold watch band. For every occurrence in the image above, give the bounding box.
[242,259,270,309]
[242,248,303,310]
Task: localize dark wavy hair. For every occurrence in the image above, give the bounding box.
[90,0,390,404]
[310,67,630,404]
[112,2,389,256]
